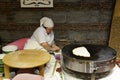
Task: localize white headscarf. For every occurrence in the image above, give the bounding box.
[40,17,54,28]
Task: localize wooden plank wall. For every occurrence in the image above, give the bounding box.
[0,0,115,48]
[109,0,120,59]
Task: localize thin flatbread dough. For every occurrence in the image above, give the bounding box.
[72,47,90,57]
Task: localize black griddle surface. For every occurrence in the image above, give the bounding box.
[62,44,116,61]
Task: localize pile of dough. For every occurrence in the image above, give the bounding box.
[72,47,90,57]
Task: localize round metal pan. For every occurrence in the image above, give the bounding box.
[62,44,116,61]
[61,44,117,73]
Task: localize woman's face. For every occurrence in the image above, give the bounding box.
[46,28,53,34]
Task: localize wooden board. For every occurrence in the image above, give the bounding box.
[109,0,120,59]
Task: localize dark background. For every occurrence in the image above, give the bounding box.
[0,0,116,48]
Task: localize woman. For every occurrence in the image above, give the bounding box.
[17,17,60,75]
[24,17,60,52]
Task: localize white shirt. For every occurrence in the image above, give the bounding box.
[31,26,54,46]
[24,26,55,50]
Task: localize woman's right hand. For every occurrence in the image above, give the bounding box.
[51,45,60,52]
[51,47,60,52]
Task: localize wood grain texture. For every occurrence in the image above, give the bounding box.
[109,0,120,59]
[2,49,51,68]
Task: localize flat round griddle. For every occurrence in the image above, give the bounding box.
[62,44,116,61]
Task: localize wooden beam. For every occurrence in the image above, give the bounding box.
[113,0,120,17]
[109,0,120,59]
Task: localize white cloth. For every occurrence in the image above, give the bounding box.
[40,17,54,28]
[24,39,46,51]
[99,65,120,80]
[0,54,6,59]
[34,53,62,80]
[44,55,61,80]
[24,26,54,50]
[62,65,120,80]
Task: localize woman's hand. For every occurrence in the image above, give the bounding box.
[51,44,60,52]
[41,42,60,52]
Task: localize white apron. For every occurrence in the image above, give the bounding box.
[24,35,54,51]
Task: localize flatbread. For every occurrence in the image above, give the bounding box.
[72,47,90,57]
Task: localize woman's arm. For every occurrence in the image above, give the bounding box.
[41,42,60,51]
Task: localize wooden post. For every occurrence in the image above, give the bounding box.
[109,0,120,59]
[113,0,120,17]
[4,64,10,78]
[39,65,44,76]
